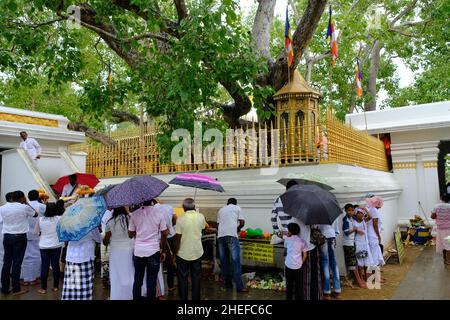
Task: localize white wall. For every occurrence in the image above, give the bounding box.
[1,151,46,205]
[0,149,86,204]
[393,168,419,225]
[70,152,87,173]
[37,153,74,184]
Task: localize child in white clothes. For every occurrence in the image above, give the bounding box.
[353,207,373,283]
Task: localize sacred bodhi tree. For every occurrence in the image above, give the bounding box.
[0,0,447,150]
[0,0,327,145]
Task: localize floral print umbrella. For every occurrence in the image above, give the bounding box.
[57,196,107,241]
[104,175,169,209]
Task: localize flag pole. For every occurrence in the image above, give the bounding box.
[287,60,290,84]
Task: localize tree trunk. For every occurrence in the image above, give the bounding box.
[252,0,277,61]
[269,0,328,91]
[365,40,382,111]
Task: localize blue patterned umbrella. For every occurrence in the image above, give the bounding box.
[104,175,169,209]
[57,196,107,241]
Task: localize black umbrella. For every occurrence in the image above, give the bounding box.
[280,184,342,225]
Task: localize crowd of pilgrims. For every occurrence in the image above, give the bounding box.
[0,179,390,300]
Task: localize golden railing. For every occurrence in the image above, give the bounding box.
[70,110,388,178]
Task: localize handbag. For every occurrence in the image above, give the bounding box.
[310,226,326,246]
[356,250,368,259]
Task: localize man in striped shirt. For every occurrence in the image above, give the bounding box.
[271,180,302,235]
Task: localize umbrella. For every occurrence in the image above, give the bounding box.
[53,173,100,194]
[168,173,225,199]
[280,184,342,225]
[104,175,168,208]
[57,196,107,241]
[277,173,333,191]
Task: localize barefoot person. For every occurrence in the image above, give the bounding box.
[0,191,38,296]
[365,197,385,268]
[21,190,46,286]
[217,198,248,293]
[318,220,341,299]
[19,131,42,164]
[172,198,210,300]
[128,200,168,301]
[342,204,366,288]
[353,207,373,284]
[271,180,323,300]
[35,203,64,294]
[431,193,450,265]
[284,223,308,300]
[103,207,135,299]
[61,228,102,300]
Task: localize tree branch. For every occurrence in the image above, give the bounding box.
[268,0,328,91]
[67,122,117,146]
[6,17,66,29]
[129,32,170,43]
[110,0,180,38]
[289,0,300,24]
[389,0,419,27]
[111,109,140,125]
[388,27,421,38]
[303,0,361,82]
[110,0,148,20]
[219,81,252,127]
[56,3,140,68]
[174,0,189,22]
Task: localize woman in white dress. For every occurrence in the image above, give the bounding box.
[353,208,373,284]
[103,207,135,300]
[365,197,385,267]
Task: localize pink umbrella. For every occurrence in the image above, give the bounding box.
[169,173,224,200]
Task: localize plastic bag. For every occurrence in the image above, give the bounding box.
[270,234,284,245]
[430,225,437,237]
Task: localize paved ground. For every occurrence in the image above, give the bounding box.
[392,246,450,300]
[1,246,448,300]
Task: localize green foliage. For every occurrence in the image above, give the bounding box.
[0,0,448,160]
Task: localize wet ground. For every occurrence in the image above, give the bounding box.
[392,246,450,300]
[1,246,448,300]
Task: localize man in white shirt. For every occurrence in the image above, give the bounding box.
[19,131,42,163]
[61,174,79,198]
[0,191,37,296]
[0,192,14,289]
[154,201,177,291]
[21,190,46,285]
[217,198,248,292]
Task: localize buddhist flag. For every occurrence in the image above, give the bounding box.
[285,6,293,67]
[326,5,338,66]
[356,58,363,97]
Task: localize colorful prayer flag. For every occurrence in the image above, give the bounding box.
[356,58,363,97]
[326,6,338,66]
[285,6,294,67]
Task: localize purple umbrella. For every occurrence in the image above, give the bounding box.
[104,175,169,209]
[169,173,224,199]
